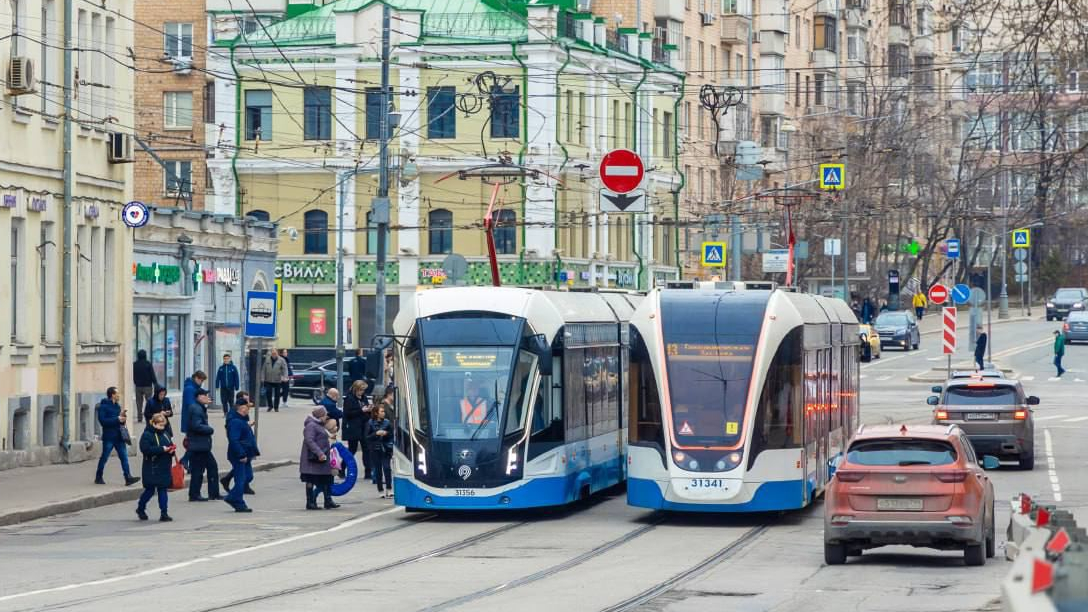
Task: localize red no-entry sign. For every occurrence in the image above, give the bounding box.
[599,149,644,194]
[929,283,949,305]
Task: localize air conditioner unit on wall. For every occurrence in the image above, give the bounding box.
[107,132,135,163]
[701,12,715,25]
[7,57,36,95]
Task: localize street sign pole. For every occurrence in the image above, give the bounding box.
[987,234,993,364]
[1027,245,1033,316]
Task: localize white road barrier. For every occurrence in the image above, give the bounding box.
[1002,494,1088,612]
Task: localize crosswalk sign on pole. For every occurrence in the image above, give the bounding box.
[819,163,845,190]
[702,241,726,267]
[1012,228,1031,248]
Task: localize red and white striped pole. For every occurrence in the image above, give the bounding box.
[943,307,957,377]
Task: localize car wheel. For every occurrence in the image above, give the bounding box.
[985,505,996,559]
[964,543,986,566]
[912,342,919,350]
[847,547,863,557]
[1019,451,1035,470]
[311,389,323,403]
[824,541,847,565]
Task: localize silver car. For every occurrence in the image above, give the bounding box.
[1065,311,1088,344]
[928,378,1038,469]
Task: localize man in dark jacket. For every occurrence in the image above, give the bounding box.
[184,389,220,501]
[221,393,257,495]
[348,349,367,385]
[279,348,294,407]
[180,371,207,434]
[974,325,988,370]
[215,354,241,416]
[95,387,140,486]
[133,350,157,423]
[224,399,260,512]
[318,388,344,426]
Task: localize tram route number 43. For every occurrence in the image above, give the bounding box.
[688,479,725,489]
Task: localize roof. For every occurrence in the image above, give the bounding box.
[854,424,958,440]
[228,0,534,47]
[945,376,1018,388]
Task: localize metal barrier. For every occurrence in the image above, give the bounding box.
[1003,493,1088,612]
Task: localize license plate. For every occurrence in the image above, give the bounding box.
[966,412,996,420]
[877,498,924,511]
[689,478,724,489]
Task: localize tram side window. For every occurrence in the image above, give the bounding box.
[629,339,665,450]
[751,328,803,457]
[529,370,564,460]
[564,348,588,441]
[406,350,431,436]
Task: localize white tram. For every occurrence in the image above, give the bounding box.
[626,283,860,512]
[391,287,641,510]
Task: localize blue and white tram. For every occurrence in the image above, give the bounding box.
[391,287,641,511]
[626,284,859,512]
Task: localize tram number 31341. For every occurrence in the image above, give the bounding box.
[688,479,724,489]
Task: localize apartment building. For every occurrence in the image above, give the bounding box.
[1,0,135,469]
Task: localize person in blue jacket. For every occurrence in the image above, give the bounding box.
[183,388,220,502]
[215,355,240,416]
[224,398,260,513]
[179,370,207,471]
[221,391,257,495]
[317,388,344,427]
[136,413,175,522]
[94,387,140,486]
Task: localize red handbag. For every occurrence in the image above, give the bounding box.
[170,458,185,490]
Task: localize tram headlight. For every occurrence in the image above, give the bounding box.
[716,452,743,471]
[416,446,427,475]
[505,446,519,475]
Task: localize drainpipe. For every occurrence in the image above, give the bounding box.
[513,41,529,285]
[672,73,686,281]
[630,66,649,290]
[554,43,572,284]
[230,43,242,216]
[60,0,74,454]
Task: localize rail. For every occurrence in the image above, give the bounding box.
[1003,493,1088,611]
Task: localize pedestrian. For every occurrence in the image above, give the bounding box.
[300,407,338,510]
[913,291,927,320]
[221,392,258,495]
[215,354,240,417]
[261,349,288,412]
[136,413,175,522]
[94,386,140,486]
[184,388,221,502]
[861,297,874,324]
[1054,329,1067,377]
[342,380,371,480]
[366,405,394,499]
[974,325,988,371]
[133,349,157,423]
[224,397,259,513]
[279,348,294,407]
[379,386,395,425]
[318,387,344,427]
[879,299,890,313]
[348,349,367,385]
[143,385,175,438]
[179,370,207,472]
[384,351,395,388]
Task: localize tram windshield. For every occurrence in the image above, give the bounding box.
[660,291,767,448]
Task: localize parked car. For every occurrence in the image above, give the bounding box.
[1046,287,1088,321]
[1063,311,1088,344]
[859,324,881,362]
[824,424,998,566]
[289,360,358,401]
[928,377,1038,469]
[873,310,921,351]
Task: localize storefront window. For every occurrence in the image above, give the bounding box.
[295,294,336,347]
[134,314,186,392]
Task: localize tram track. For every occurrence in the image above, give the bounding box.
[12,513,437,612]
[419,513,667,612]
[189,521,526,612]
[598,524,769,612]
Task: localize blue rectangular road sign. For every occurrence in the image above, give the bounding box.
[245,291,278,338]
[946,238,960,259]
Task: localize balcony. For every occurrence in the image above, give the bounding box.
[654,0,684,22]
[843,7,868,29]
[720,14,751,44]
[811,49,837,70]
[814,0,838,15]
[888,23,910,46]
[914,33,933,57]
[759,31,786,55]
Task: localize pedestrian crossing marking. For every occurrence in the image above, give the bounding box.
[876,375,891,381]
[1034,415,1070,421]
[1048,377,1060,381]
[1020,376,1035,381]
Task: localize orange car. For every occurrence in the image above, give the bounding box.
[824,424,999,566]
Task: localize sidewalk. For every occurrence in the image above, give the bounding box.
[915,310,1035,335]
[0,399,323,527]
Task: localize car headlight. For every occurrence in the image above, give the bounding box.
[1047,302,1055,307]
[1076,303,1083,309]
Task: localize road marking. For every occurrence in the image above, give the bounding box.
[0,506,403,603]
[1020,376,1035,381]
[1044,429,1062,502]
[991,337,1054,359]
[1048,377,1061,381]
[875,375,892,382]
[860,374,867,379]
[1062,416,1088,423]
[1034,414,1071,421]
[861,349,927,369]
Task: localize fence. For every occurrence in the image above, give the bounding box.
[1003,493,1088,611]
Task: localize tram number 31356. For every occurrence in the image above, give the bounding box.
[689,479,724,489]
[454,489,477,497]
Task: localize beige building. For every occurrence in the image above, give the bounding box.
[1,0,135,468]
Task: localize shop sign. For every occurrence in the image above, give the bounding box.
[28,194,48,212]
[309,308,327,334]
[202,267,240,287]
[614,269,635,287]
[420,268,446,279]
[276,261,330,281]
[84,203,100,219]
[1,192,17,208]
[134,262,182,285]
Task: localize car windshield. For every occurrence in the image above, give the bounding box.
[875,313,909,326]
[847,439,957,466]
[1055,289,1083,300]
[944,385,1018,405]
[1068,312,1088,322]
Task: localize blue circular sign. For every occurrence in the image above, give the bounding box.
[122,201,150,228]
[952,283,971,305]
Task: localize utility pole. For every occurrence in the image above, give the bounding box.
[372,4,392,347]
[334,174,347,395]
[842,198,849,302]
[60,0,74,455]
[999,170,1009,319]
[730,215,742,280]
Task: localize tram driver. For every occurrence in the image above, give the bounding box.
[461,381,490,425]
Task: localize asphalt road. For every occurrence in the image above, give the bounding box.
[0,318,1083,612]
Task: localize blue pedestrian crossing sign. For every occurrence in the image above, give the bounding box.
[952,283,971,305]
[1012,228,1031,248]
[702,242,727,268]
[819,163,845,190]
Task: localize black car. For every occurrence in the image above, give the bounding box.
[1046,287,1088,321]
[873,310,921,351]
[289,360,358,401]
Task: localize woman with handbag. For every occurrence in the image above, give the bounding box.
[136,413,175,522]
[365,405,394,499]
[299,407,338,510]
[341,380,371,480]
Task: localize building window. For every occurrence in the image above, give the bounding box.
[244,90,272,140]
[624,102,632,148]
[303,210,328,254]
[428,209,453,255]
[39,222,53,341]
[163,92,193,129]
[698,40,705,73]
[134,314,184,390]
[913,55,934,88]
[164,160,192,197]
[813,16,836,51]
[710,45,716,74]
[847,82,860,115]
[203,82,215,123]
[11,220,21,342]
[164,22,193,58]
[611,99,620,149]
[490,85,519,138]
[795,15,801,47]
[916,8,926,34]
[492,209,516,255]
[294,295,335,347]
[245,210,270,221]
[663,111,673,158]
[578,92,586,145]
[814,73,825,105]
[847,34,859,60]
[966,59,1002,92]
[427,86,456,139]
[760,115,777,148]
[888,44,910,79]
[795,72,801,105]
[889,0,907,26]
[684,36,691,66]
[303,86,332,140]
[565,90,573,142]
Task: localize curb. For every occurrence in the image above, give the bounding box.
[906,367,1017,383]
[0,459,295,527]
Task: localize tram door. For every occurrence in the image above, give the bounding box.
[803,351,818,493]
[816,349,830,491]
